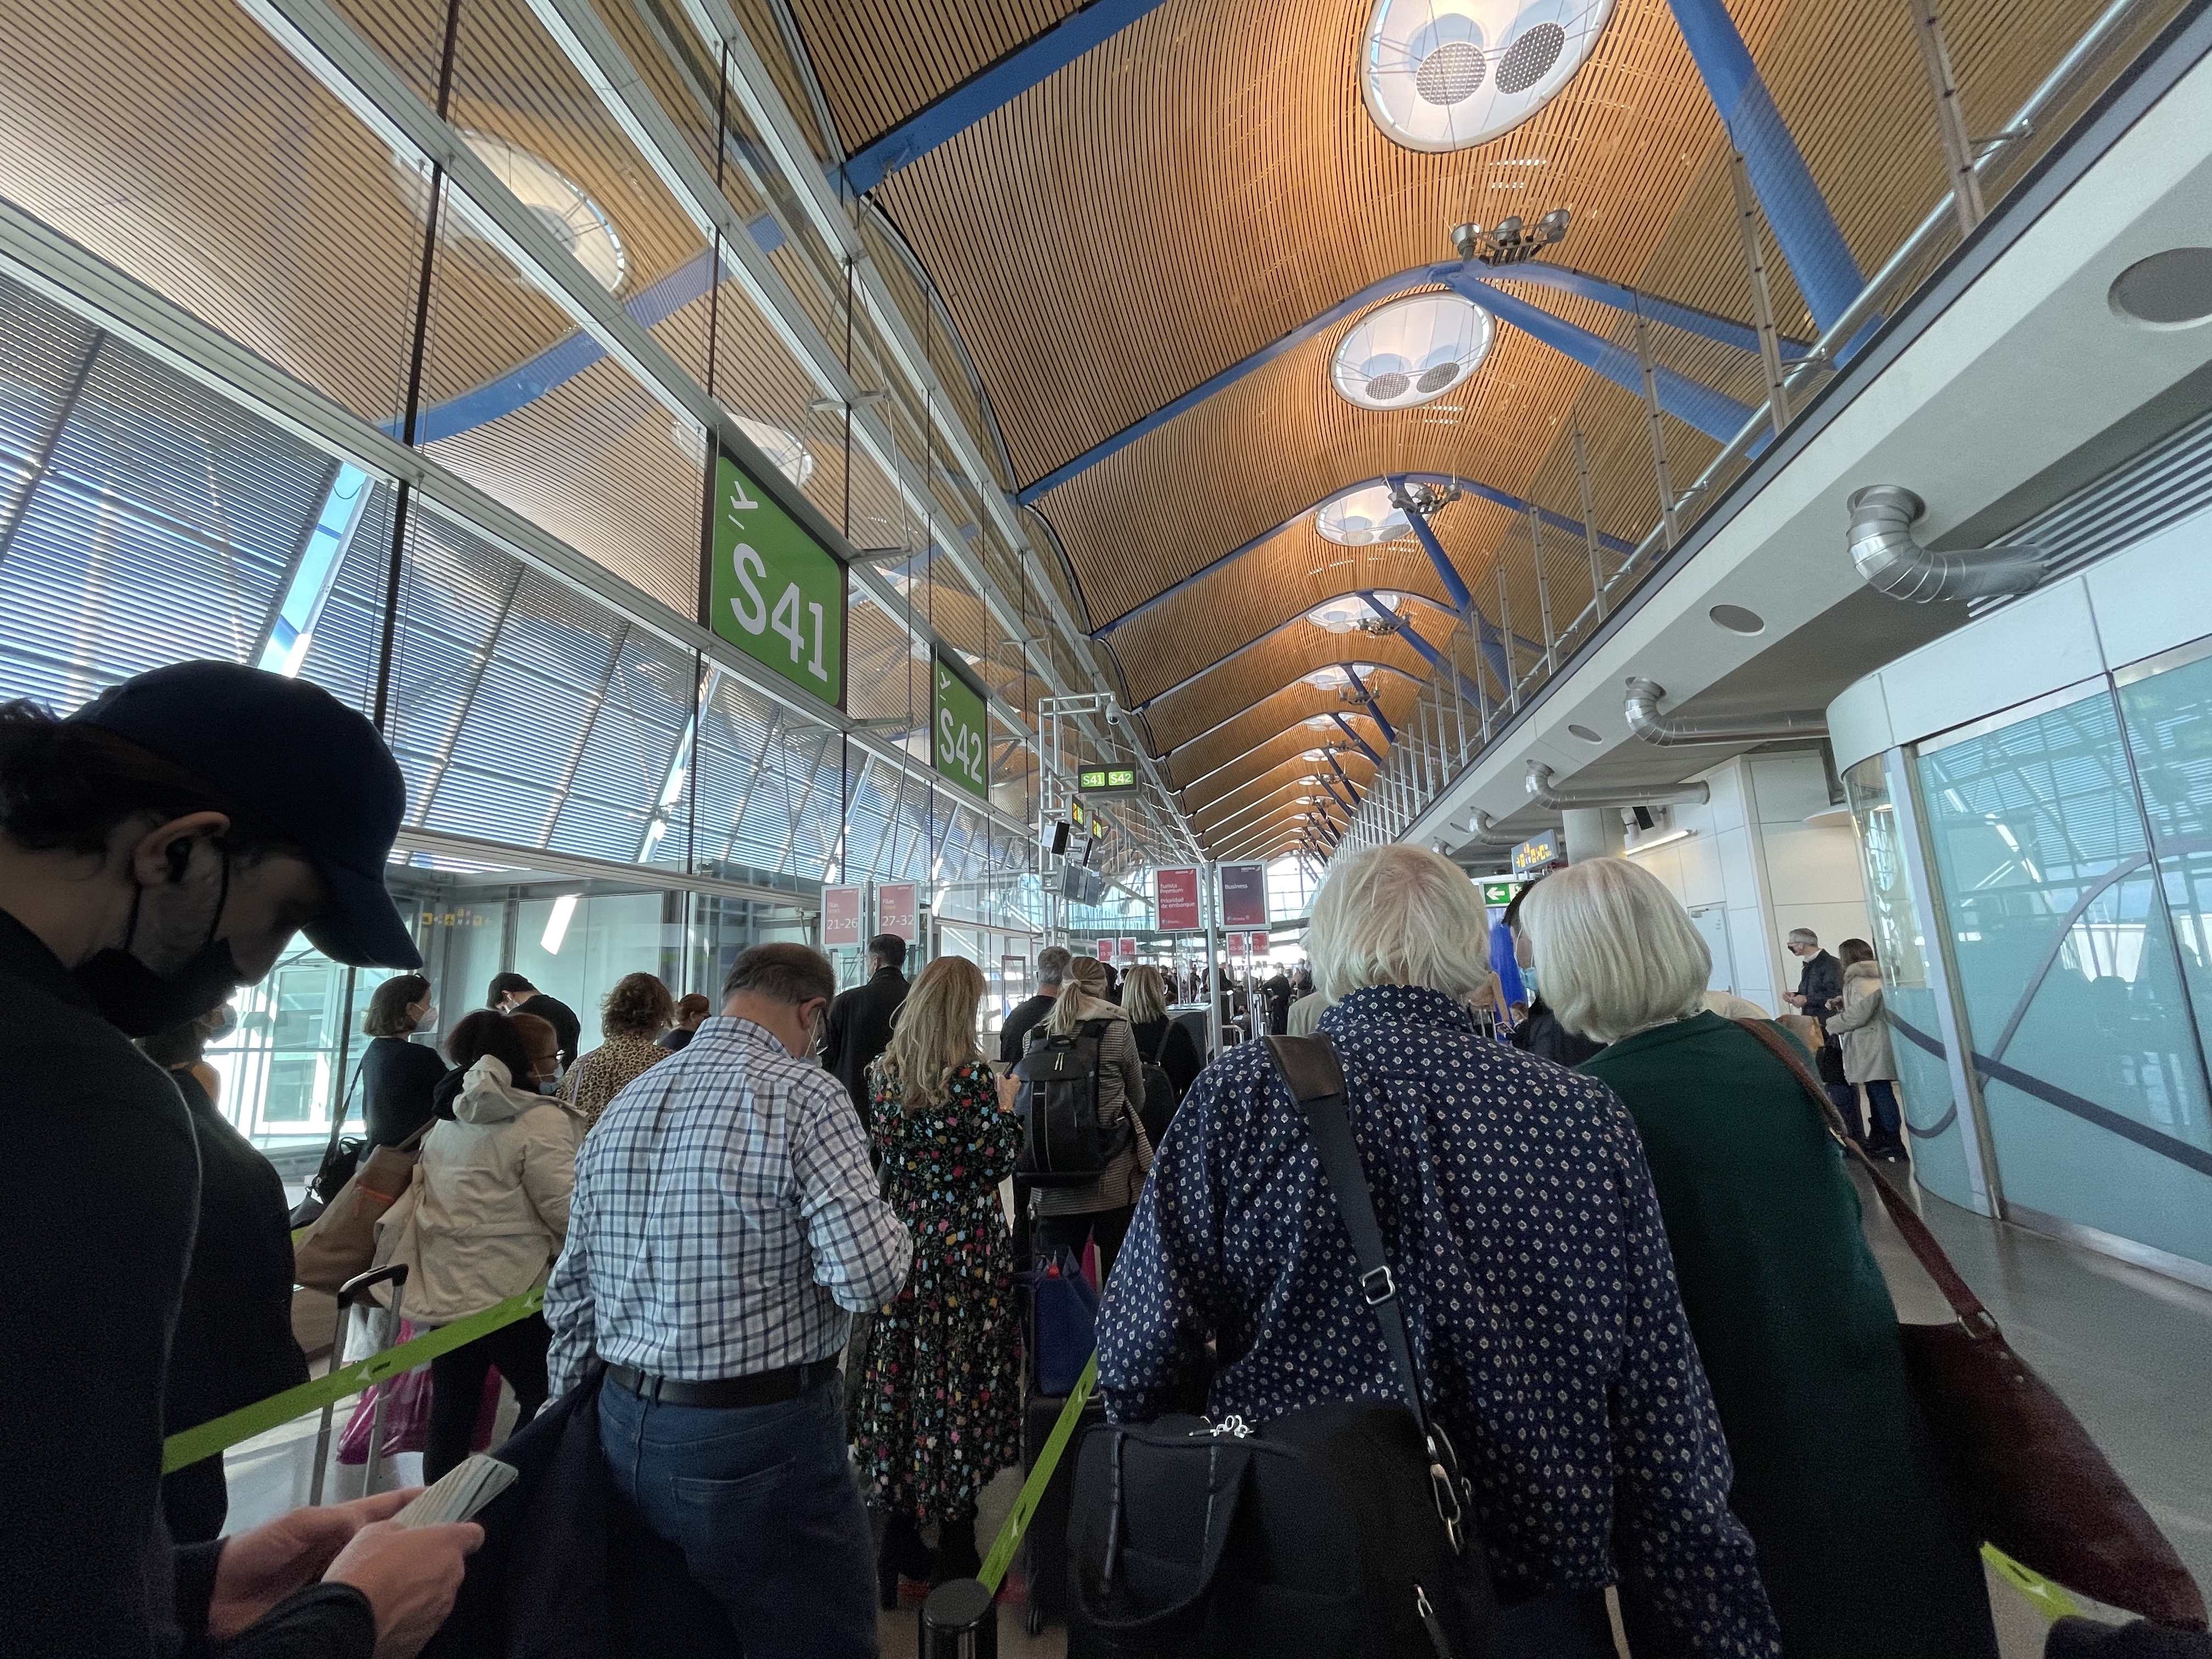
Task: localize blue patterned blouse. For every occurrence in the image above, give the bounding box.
[1096,984,1781,1657]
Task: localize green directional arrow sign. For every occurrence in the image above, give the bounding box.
[934,650,989,801]
[707,445,845,707]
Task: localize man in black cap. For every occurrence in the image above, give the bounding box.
[0,662,481,1659]
[820,932,908,1130]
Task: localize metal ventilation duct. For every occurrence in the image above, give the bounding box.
[1623,678,1827,746]
[1847,486,2045,602]
[1466,809,1536,849]
[1526,762,1709,810]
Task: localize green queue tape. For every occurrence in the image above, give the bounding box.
[161,1286,545,1474]
[1981,1544,2081,1623]
[978,1353,1098,1595]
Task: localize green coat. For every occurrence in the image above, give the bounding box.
[1580,1013,1994,1659]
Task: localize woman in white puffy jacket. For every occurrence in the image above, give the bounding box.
[412,1008,578,1479]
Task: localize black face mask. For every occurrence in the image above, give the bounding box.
[74,855,244,1039]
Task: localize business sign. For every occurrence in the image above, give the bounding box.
[706,443,845,705]
[932,651,990,802]
[877,882,918,943]
[1218,862,1269,929]
[1511,833,1562,874]
[821,884,864,949]
[1155,867,1201,933]
[1077,765,1139,795]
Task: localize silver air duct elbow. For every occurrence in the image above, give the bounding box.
[1464,809,1532,850]
[1847,486,2044,602]
[1623,678,1828,746]
[1526,762,1709,811]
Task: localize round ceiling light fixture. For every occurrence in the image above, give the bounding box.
[1709,603,1766,636]
[733,416,816,488]
[1331,293,1494,410]
[1316,485,1412,547]
[1307,591,1403,633]
[460,133,629,293]
[1361,0,1616,154]
[2108,247,2212,329]
[1303,662,1380,692]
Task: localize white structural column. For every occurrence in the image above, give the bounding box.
[1561,808,1624,864]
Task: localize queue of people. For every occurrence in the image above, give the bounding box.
[0,658,2192,1659]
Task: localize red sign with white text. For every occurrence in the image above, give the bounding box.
[1155,867,1200,932]
[877,883,918,943]
[1119,938,1137,964]
[822,885,863,950]
[1096,938,1116,963]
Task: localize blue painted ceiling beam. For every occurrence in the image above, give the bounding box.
[1389,474,1512,701]
[1173,709,1386,795]
[1130,610,1427,714]
[1666,0,1863,335]
[1329,712,1384,767]
[1019,262,1790,504]
[839,0,1179,195]
[1339,664,1395,746]
[1095,470,1631,637]
[1360,591,1484,708]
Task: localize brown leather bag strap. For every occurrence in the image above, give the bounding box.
[1731,1017,1994,1332]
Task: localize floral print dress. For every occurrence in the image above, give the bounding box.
[849,1058,1025,1525]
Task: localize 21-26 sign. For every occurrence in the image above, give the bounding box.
[707,443,845,706]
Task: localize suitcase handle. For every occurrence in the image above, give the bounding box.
[338,1262,409,1308]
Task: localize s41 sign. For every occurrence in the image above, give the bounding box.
[707,442,845,706]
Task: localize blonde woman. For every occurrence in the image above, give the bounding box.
[849,955,1024,1600]
[1024,953,1150,1281]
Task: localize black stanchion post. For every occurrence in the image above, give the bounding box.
[918,1578,996,1659]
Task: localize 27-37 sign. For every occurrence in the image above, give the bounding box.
[707,444,844,706]
[934,651,989,802]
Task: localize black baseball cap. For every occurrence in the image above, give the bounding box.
[69,661,422,969]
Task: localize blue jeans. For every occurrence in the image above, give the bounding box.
[599,1373,877,1658]
[1865,1078,1904,1142]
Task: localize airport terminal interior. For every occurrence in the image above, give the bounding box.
[5,0,2212,1649]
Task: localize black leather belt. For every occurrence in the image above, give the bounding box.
[606,1358,839,1409]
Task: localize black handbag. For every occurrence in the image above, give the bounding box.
[1068,1034,1495,1658]
[288,1062,367,1229]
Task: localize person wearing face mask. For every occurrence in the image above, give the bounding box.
[411,1009,577,1482]
[140,1007,307,1545]
[360,972,446,1152]
[0,662,482,1659]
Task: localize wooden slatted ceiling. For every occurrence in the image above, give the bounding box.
[1164,680,1403,789]
[1141,612,1446,753]
[1182,726,1368,817]
[1193,757,1373,833]
[785,0,1091,154]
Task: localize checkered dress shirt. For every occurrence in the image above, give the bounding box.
[546,1016,912,1395]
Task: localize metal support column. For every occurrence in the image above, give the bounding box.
[1201,860,1221,1058]
[1496,567,1520,713]
[1528,507,1556,676]
[1730,153,1793,437]
[1908,0,1986,234]
[1632,311,1681,549]
[1572,426,1607,621]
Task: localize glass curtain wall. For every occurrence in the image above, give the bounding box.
[1850,638,2212,1274]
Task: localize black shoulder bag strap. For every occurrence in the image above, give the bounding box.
[1263,1034,1470,1556]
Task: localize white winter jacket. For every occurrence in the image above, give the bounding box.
[407,1056,579,1324]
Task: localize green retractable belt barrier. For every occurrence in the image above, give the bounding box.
[977,1353,1097,1595]
[161,1287,545,1474]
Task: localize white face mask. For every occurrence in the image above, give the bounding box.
[412,1002,439,1031]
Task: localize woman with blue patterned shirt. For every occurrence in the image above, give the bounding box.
[1097,845,1781,1658]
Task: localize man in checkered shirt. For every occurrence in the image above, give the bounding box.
[546,942,911,1656]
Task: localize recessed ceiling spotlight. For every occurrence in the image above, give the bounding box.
[1567,722,1603,743]
[1331,294,1494,410]
[2109,247,2212,329]
[1709,603,1766,636]
[1316,485,1412,547]
[1361,0,1617,154]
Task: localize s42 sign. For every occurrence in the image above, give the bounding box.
[933,651,990,802]
[707,443,845,706]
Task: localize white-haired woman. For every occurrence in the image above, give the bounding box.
[1096,845,1780,1657]
[1518,857,1996,1659]
[1022,952,1149,1283]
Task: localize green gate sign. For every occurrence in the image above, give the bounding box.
[707,444,845,706]
[934,650,989,801]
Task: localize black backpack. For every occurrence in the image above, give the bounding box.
[1068,1035,1494,1659]
[1136,1022,1180,1152]
[1015,1018,1132,1186]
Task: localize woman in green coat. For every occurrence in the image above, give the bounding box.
[1520,858,1995,1659]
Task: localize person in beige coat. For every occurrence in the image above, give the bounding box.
[1827,939,1906,1161]
[1022,954,1152,1283]
[413,1009,578,1478]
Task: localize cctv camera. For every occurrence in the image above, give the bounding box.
[1105,707,1123,725]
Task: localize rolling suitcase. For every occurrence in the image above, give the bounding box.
[1022,1385,1106,1636]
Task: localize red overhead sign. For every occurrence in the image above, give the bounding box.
[822,885,864,949]
[877,882,918,943]
[1155,866,1200,932]
[1096,938,1116,963]
[1119,938,1137,964]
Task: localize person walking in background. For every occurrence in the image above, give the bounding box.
[1098,846,1778,1657]
[1520,859,1996,1658]
[1025,953,1150,1284]
[1829,938,1908,1161]
[545,944,911,1658]
[998,944,1069,1061]
[1782,928,1855,1136]
[1120,962,1200,1147]
[413,1009,577,1482]
[823,932,909,1130]
[487,970,581,1071]
[658,991,711,1052]
[141,1008,307,1544]
[360,972,446,1152]
[560,970,673,1130]
[849,955,1024,1601]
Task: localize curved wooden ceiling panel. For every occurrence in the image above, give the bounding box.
[1139,613,1446,753]
[1163,680,1405,790]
